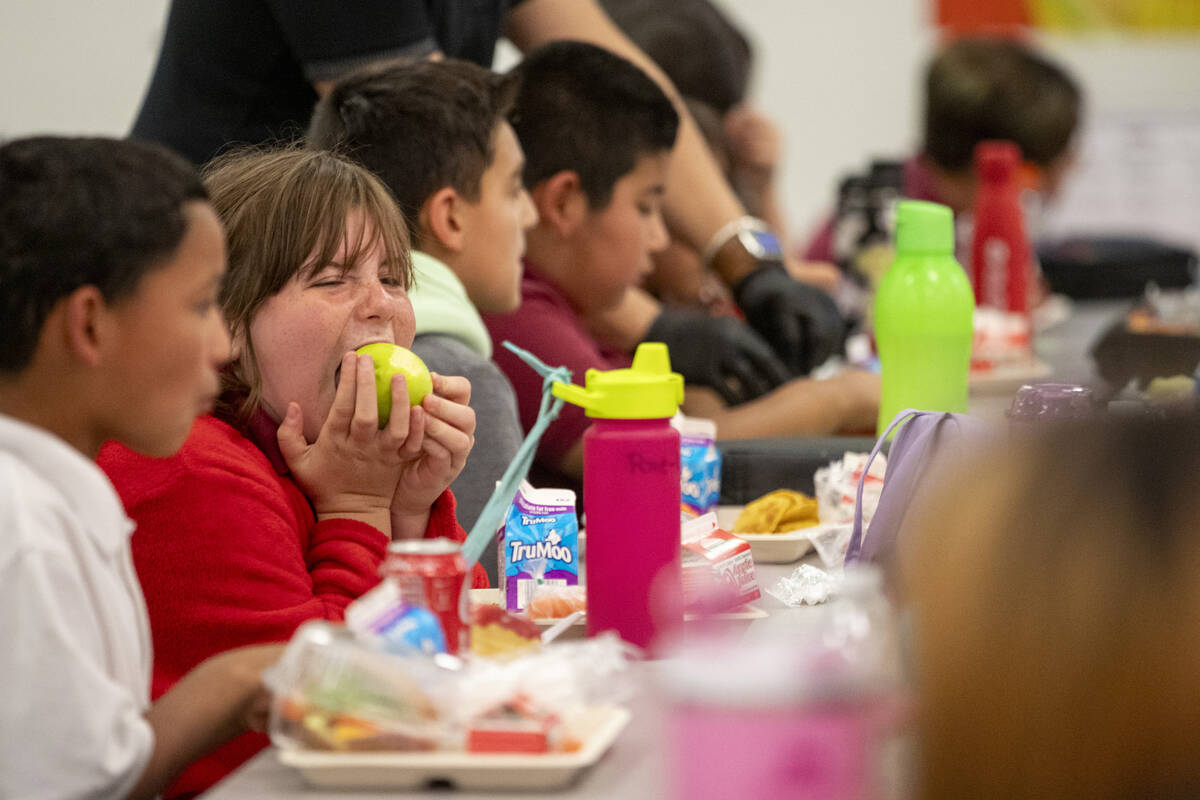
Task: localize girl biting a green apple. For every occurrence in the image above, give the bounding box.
[98,147,488,796]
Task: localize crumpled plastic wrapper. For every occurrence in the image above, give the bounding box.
[814,452,886,527]
[766,564,842,606]
[806,523,854,570]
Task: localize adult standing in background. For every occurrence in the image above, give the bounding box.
[134,0,845,396]
[133,0,522,166]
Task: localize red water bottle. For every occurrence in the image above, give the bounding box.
[970,141,1031,315]
[551,343,685,650]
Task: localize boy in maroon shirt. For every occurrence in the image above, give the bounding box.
[485,42,879,490]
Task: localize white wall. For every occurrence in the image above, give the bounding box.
[1030,36,1200,250]
[0,0,167,138]
[2,0,1198,249]
[711,0,934,246]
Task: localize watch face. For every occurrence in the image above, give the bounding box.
[740,228,783,259]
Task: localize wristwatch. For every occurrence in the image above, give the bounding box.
[702,215,783,268]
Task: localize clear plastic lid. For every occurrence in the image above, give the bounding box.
[1007,383,1094,422]
[264,621,456,752]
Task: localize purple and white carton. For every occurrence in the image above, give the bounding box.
[497,481,579,611]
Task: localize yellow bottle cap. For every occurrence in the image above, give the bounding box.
[551,343,684,419]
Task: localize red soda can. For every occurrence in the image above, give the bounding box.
[382,538,469,654]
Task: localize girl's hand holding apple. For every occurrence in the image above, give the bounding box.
[275,350,423,537]
[355,343,476,538]
[389,371,476,541]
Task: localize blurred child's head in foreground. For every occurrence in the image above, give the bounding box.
[904,413,1200,800]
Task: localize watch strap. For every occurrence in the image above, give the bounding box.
[701,215,771,268]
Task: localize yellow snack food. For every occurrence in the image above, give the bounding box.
[469,604,541,659]
[732,489,820,534]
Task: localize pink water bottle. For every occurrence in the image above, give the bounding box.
[970,140,1032,316]
[661,568,905,800]
[552,343,684,649]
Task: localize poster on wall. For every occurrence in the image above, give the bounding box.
[936,0,1200,32]
[1041,110,1200,256]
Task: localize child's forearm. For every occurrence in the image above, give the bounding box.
[683,373,880,440]
[126,646,278,800]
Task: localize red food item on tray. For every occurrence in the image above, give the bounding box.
[466,695,561,754]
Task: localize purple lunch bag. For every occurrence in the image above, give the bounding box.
[845,409,991,566]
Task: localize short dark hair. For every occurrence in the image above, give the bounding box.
[0,136,206,373]
[924,36,1082,172]
[510,41,679,208]
[307,58,516,245]
[600,0,752,115]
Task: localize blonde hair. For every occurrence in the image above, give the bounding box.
[202,146,411,427]
[903,416,1200,799]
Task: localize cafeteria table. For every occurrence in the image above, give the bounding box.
[200,299,1130,799]
[200,561,813,800]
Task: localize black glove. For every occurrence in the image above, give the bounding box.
[645,307,791,405]
[732,262,847,375]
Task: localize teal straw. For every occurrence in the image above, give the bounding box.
[460,342,573,566]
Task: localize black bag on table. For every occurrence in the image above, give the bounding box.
[1039,235,1196,299]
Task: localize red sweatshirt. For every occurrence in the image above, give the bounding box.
[98,414,487,797]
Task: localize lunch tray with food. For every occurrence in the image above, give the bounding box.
[278,705,631,791]
[267,620,636,790]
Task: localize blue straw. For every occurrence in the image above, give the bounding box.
[460,342,573,566]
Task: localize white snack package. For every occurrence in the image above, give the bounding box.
[814,451,887,527]
[807,523,854,570]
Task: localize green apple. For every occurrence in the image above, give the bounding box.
[356,343,433,427]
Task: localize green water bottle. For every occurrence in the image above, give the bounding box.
[874,200,975,432]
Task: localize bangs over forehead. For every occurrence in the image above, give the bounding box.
[293,163,412,286]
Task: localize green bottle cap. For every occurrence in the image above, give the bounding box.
[551,342,684,419]
[894,200,954,255]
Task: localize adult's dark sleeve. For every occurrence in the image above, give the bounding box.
[265,0,440,82]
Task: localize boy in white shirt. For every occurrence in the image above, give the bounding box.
[0,136,278,800]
